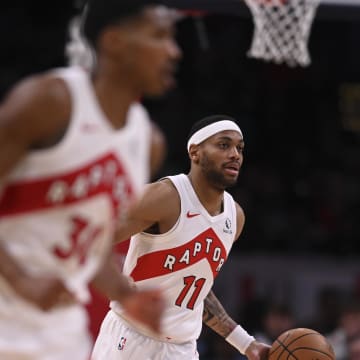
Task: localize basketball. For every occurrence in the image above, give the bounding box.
[268,328,335,360]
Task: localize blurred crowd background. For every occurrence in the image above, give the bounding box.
[1,1,359,359]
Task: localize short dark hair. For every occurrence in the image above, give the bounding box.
[82,0,163,48]
[187,114,239,141]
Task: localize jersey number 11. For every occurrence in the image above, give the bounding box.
[175,276,206,310]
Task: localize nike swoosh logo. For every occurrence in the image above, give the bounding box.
[186,211,200,218]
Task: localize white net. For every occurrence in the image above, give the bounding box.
[243,0,321,67]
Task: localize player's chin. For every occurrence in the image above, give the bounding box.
[223,175,239,188]
[149,75,176,96]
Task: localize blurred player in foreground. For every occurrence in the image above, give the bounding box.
[65,3,169,341]
[0,0,181,358]
[92,115,270,359]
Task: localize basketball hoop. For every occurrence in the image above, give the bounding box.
[243,0,321,67]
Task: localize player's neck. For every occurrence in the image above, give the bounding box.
[91,71,141,129]
[187,173,224,216]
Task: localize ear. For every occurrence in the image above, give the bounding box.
[188,144,200,163]
[99,27,127,55]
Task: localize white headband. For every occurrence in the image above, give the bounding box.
[187,120,243,152]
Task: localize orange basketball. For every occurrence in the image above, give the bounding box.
[269,328,335,360]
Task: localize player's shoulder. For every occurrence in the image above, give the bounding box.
[0,69,72,144]
[9,69,69,102]
[224,191,244,218]
[137,178,180,216]
[234,201,244,217]
[1,70,71,121]
[145,177,179,199]
[234,201,245,241]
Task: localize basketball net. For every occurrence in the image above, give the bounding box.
[243,0,321,67]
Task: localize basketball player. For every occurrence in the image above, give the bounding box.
[91,115,271,359]
[64,8,169,342]
[0,0,181,359]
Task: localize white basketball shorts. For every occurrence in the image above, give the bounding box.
[91,310,199,360]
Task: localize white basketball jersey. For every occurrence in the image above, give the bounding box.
[111,174,237,343]
[0,66,152,316]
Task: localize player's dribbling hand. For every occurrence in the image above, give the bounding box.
[245,340,271,360]
[121,289,165,334]
[14,274,76,311]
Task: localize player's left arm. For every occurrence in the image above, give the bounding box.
[203,290,270,360]
[114,179,179,242]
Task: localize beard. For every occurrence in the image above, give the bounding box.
[199,154,238,190]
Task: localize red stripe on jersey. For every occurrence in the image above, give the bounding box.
[130,228,228,281]
[0,152,133,217]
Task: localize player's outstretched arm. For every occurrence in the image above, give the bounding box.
[91,252,165,333]
[0,75,76,311]
[203,290,270,360]
[114,179,180,243]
